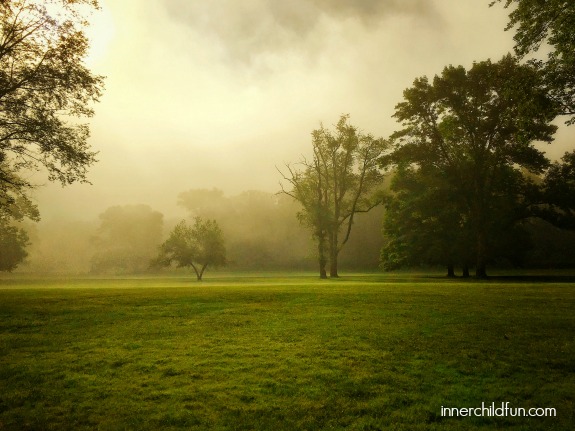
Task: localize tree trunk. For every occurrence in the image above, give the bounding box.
[447,264,455,277]
[329,230,339,278]
[329,257,339,278]
[462,265,470,278]
[319,250,327,279]
[198,263,208,281]
[475,229,488,278]
[190,263,202,281]
[317,229,328,279]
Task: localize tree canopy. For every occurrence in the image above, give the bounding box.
[383,55,557,277]
[0,0,103,270]
[538,150,575,229]
[492,0,575,123]
[154,218,227,281]
[0,0,104,207]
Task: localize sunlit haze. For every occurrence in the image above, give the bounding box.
[32,0,575,221]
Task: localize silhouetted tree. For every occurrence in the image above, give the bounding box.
[0,0,104,219]
[386,55,557,277]
[492,0,575,124]
[280,115,388,278]
[538,150,575,229]
[381,165,474,276]
[154,218,226,281]
[0,219,28,271]
[0,171,38,271]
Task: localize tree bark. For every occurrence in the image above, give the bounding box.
[447,264,455,277]
[329,230,339,278]
[329,258,338,278]
[462,265,470,278]
[198,263,208,281]
[318,231,328,279]
[475,229,488,278]
[190,263,201,281]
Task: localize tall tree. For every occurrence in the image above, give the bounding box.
[387,55,557,277]
[491,0,575,123]
[177,189,313,271]
[154,218,227,281]
[280,115,387,278]
[0,0,104,210]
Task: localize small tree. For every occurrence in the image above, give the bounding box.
[154,218,226,281]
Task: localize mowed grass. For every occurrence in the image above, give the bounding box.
[0,274,574,430]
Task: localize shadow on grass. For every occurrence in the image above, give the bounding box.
[485,275,575,283]
[421,274,575,283]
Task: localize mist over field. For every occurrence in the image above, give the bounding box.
[11,0,575,274]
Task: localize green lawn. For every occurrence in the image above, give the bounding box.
[0,273,574,430]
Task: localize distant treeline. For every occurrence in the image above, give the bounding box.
[17,187,575,275]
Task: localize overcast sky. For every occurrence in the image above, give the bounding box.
[32,0,575,221]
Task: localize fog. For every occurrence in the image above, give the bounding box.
[19,0,575,272]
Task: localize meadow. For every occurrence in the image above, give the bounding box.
[0,273,574,430]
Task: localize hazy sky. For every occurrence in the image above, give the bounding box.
[33,0,575,221]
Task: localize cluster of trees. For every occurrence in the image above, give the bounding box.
[176,189,313,270]
[1,0,574,279]
[0,0,104,271]
[91,205,164,274]
[280,1,575,278]
[17,188,384,277]
[381,55,558,277]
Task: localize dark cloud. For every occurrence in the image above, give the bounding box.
[163,0,439,63]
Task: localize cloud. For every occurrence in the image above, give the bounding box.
[162,0,440,64]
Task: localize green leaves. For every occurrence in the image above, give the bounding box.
[383,56,558,275]
[0,0,104,212]
[280,115,388,277]
[155,218,227,281]
[492,0,575,123]
[0,218,28,272]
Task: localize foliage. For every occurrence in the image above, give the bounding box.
[154,217,226,281]
[384,55,557,276]
[0,170,38,271]
[381,165,473,274]
[0,218,28,271]
[280,115,388,278]
[539,150,575,228]
[0,0,104,214]
[491,0,575,123]
[91,205,164,274]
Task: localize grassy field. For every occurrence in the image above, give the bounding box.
[0,273,574,430]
